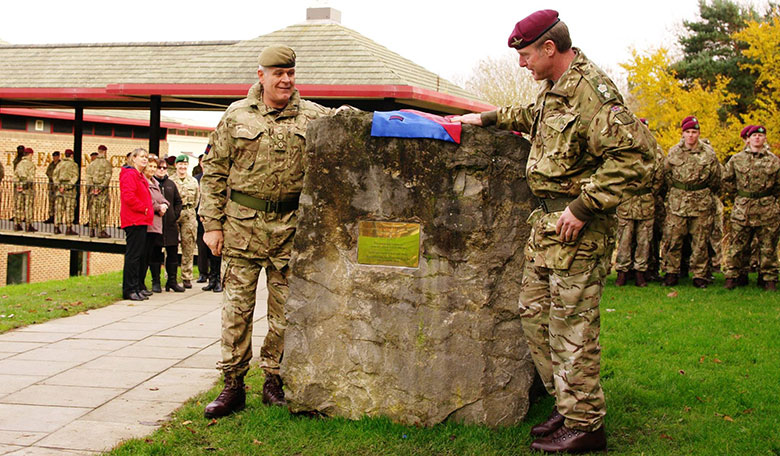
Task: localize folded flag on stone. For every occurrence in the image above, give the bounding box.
[371,109,462,144]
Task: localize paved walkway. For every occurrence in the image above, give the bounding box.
[0,283,269,455]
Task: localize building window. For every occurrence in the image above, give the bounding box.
[114,125,133,138]
[94,123,113,136]
[1,116,27,130]
[52,120,73,134]
[81,122,95,135]
[72,251,89,277]
[6,252,30,285]
[133,127,149,139]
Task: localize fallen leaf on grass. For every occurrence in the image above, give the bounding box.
[253,439,263,445]
[712,358,722,364]
[38,292,47,296]
[714,413,734,422]
[1,295,8,299]
[186,426,197,434]
[45,298,53,301]
[181,420,192,425]
[660,433,674,440]
[678,370,685,375]
[699,356,706,364]
[696,396,706,403]
[732,334,743,340]
[742,408,753,415]
[449,434,457,441]
[683,406,691,412]
[207,419,218,427]
[667,291,678,298]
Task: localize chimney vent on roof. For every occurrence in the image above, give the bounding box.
[306,7,341,23]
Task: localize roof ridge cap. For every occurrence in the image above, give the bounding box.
[0,40,240,49]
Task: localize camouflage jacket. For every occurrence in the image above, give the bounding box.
[664,139,721,217]
[85,156,113,187]
[45,160,58,183]
[0,162,4,182]
[172,174,200,210]
[14,157,36,189]
[53,157,79,190]
[199,83,333,266]
[617,144,665,220]
[722,145,780,226]
[482,49,654,270]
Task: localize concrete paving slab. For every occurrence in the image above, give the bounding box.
[79,356,178,373]
[122,368,219,402]
[12,324,97,334]
[5,448,98,455]
[82,397,180,425]
[10,348,107,363]
[0,360,79,377]
[0,342,43,355]
[0,375,45,395]
[45,339,132,352]
[0,431,46,446]
[1,385,124,408]
[116,314,191,325]
[96,322,177,332]
[0,404,88,433]
[41,369,155,389]
[0,445,24,455]
[0,333,72,344]
[71,328,158,341]
[34,420,153,453]
[132,336,214,349]
[109,344,200,360]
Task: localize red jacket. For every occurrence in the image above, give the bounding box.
[120,166,153,228]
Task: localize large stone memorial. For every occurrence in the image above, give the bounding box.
[281,112,537,427]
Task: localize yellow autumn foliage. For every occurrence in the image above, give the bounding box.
[620,48,742,161]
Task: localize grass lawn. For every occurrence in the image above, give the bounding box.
[107,273,779,456]
[0,267,201,334]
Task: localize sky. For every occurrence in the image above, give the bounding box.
[0,0,759,124]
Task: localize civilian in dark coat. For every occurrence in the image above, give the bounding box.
[154,159,184,292]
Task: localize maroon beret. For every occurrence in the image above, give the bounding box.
[639,118,649,126]
[64,149,74,157]
[508,10,560,49]
[98,144,107,151]
[680,116,699,131]
[746,125,766,137]
[165,155,176,165]
[24,147,34,155]
[740,125,753,139]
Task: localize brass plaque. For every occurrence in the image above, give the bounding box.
[357,221,421,268]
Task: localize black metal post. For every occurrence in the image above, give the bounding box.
[73,106,83,224]
[149,95,161,157]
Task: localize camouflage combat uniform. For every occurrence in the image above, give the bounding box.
[721,144,780,282]
[172,173,200,282]
[199,82,333,380]
[482,49,654,432]
[616,145,664,274]
[45,158,58,220]
[661,139,722,280]
[53,157,79,226]
[85,155,113,234]
[14,156,36,225]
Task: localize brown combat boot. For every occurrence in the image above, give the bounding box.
[530,425,607,453]
[634,271,648,287]
[692,278,708,289]
[530,408,564,437]
[90,229,96,237]
[663,273,678,287]
[53,226,62,234]
[26,224,37,232]
[615,271,628,286]
[66,227,78,236]
[98,230,111,238]
[203,376,246,419]
[763,281,777,291]
[724,278,738,290]
[14,223,24,231]
[262,373,287,406]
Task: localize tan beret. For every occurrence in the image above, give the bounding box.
[258,45,296,68]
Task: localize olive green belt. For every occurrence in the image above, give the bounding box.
[537,196,575,213]
[737,189,775,198]
[230,190,299,213]
[670,180,708,191]
[633,187,652,196]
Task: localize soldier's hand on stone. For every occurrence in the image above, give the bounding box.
[204,230,224,256]
[450,113,483,126]
[556,207,585,242]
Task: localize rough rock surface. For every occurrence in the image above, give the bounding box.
[281,112,537,427]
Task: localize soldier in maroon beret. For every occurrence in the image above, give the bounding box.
[453,9,656,454]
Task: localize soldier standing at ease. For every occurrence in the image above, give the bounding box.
[454,10,654,453]
[661,116,721,288]
[171,154,199,288]
[53,149,79,235]
[14,148,37,232]
[722,125,780,291]
[199,45,339,419]
[44,151,61,223]
[12,145,25,170]
[85,145,113,238]
[615,121,665,287]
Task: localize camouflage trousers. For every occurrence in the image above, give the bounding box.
[648,198,666,276]
[615,217,653,272]
[662,212,714,280]
[48,183,56,219]
[519,256,608,432]
[55,191,77,225]
[14,190,33,223]
[218,255,288,379]
[89,189,109,232]
[176,209,197,281]
[723,223,780,282]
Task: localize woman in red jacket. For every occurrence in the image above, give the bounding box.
[120,148,153,301]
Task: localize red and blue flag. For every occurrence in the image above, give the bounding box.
[371,109,462,144]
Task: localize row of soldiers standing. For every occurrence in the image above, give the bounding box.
[615,116,780,290]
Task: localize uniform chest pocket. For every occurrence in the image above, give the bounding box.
[542,112,580,163]
[229,125,263,170]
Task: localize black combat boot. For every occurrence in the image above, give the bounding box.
[203,376,246,419]
[150,263,162,293]
[692,278,708,289]
[202,276,217,291]
[736,274,749,287]
[724,278,738,290]
[262,373,287,406]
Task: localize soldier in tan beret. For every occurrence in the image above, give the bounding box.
[200,45,344,418]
